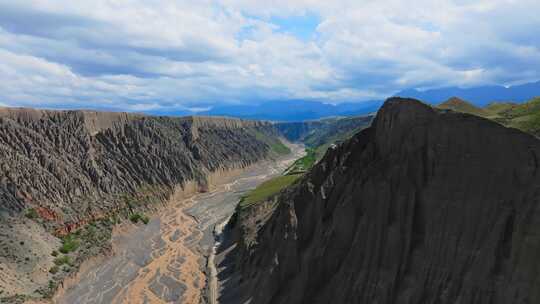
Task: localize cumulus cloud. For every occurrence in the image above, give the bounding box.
[0,0,538,111]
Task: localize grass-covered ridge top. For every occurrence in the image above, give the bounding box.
[436,96,540,137]
[238,173,302,209]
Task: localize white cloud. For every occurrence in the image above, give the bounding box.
[0,0,538,111]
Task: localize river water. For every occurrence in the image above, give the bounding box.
[56,144,304,304]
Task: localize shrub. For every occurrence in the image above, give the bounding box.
[51,251,58,257]
[59,234,79,254]
[53,255,71,266]
[129,213,141,223]
[49,266,59,274]
[130,213,150,225]
[25,208,38,219]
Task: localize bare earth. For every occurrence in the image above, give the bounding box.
[55,144,304,304]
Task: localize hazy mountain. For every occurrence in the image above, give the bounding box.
[198,99,382,121]
[396,81,540,106]
[147,81,540,121]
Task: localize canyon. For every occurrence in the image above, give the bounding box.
[0,106,369,303]
[55,144,304,304]
[0,108,285,302]
[4,96,540,304]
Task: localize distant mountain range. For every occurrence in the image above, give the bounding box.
[396,81,540,106]
[165,81,540,121]
[147,100,382,121]
[198,99,382,122]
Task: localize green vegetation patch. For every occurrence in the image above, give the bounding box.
[269,140,291,155]
[434,97,540,137]
[486,97,540,136]
[286,148,317,174]
[484,102,517,117]
[53,255,71,266]
[239,173,302,209]
[250,130,291,155]
[129,213,150,224]
[24,208,38,219]
[59,234,80,254]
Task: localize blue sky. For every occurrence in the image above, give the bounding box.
[0,1,539,112]
[271,13,320,41]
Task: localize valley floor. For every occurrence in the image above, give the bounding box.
[54,144,305,304]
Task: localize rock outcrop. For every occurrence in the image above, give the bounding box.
[228,98,540,304]
[0,108,281,228]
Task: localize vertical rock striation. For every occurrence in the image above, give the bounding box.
[0,107,293,301]
[0,109,279,230]
[231,98,540,304]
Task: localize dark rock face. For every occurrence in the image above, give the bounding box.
[232,98,540,304]
[0,109,277,229]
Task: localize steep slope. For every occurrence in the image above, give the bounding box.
[300,116,373,147]
[274,115,372,143]
[0,107,286,301]
[275,115,373,148]
[441,97,540,137]
[227,97,540,304]
[0,110,281,220]
[279,115,373,174]
[484,102,518,117]
[437,97,489,117]
[491,97,540,137]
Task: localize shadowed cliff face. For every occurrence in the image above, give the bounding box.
[233,98,540,304]
[0,109,278,229]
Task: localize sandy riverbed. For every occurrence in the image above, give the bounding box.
[55,144,304,304]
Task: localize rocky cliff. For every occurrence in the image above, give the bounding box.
[0,107,286,301]
[228,97,540,304]
[0,109,280,225]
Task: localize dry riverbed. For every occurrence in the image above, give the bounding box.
[55,144,304,304]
